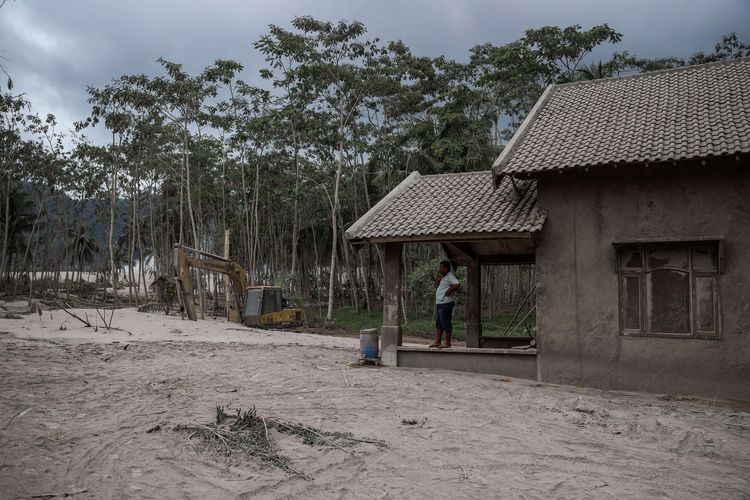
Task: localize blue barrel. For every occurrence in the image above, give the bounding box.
[359,328,379,359]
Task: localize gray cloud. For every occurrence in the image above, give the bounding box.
[2,0,749,143]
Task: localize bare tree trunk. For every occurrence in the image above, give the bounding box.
[0,175,11,282]
[338,213,358,313]
[178,158,184,245]
[228,83,252,273]
[128,200,135,306]
[325,110,344,322]
[358,250,371,313]
[290,126,301,289]
[250,156,262,284]
[183,122,204,318]
[136,209,148,302]
[148,182,158,275]
[240,155,251,273]
[108,132,118,304]
[311,227,322,319]
[224,229,231,319]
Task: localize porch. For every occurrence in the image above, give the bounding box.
[346,170,545,378]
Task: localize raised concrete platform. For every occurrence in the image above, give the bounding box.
[479,336,534,349]
[396,346,538,379]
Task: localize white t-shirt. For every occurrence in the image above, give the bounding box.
[435,272,460,305]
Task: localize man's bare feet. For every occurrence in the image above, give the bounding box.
[428,343,441,348]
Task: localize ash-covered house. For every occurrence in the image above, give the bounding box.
[346,58,750,402]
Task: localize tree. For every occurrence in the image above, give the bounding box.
[258,16,388,322]
[66,226,99,283]
[470,40,551,141]
[576,60,613,80]
[0,0,13,90]
[255,31,317,288]
[2,16,742,322]
[523,24,623,81]
[689,32,750,64]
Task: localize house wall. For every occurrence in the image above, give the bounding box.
[535,161,750,401]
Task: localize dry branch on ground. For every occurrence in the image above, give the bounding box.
[172,405,386,480]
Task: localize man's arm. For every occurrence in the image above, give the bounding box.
[445,274,461,296]
[445,282,461,296]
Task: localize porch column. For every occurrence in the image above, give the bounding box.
[381,242,403,366]
[465,258,482,348]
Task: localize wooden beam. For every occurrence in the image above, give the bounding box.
[450,242,477,259]
[367,231,535,244]
[479,254,536,266]
[442,242,473,265]
[381,242,403,366]
[465,257,481,348]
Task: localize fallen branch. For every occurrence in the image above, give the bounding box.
[172,405,386,481]
[273,419,351,454]
[4,407,33,430]
[55,306,91,327]
[270,416,387,449]
[94,307,111,329]
[107,327,135,336]
[260,415,270,443]
[17,488,87,499]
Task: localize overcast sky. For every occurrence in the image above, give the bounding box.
[2,0,749,143]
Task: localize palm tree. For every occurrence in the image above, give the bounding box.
[1,187,34,285]
[66,226,99,284]
[575,61,613,81]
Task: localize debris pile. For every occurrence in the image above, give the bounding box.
[173,405,386,480]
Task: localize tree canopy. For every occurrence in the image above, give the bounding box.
[1,16,744,319]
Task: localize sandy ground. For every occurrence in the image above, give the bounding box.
[0,308,749,499]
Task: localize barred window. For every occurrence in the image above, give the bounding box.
[615,240,721,338]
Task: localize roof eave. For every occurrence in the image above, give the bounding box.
[503,151,750,179]
[360,230,541,245]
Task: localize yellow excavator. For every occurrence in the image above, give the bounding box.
[173,244,304,328]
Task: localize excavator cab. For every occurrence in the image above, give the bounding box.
[243,286,304,328]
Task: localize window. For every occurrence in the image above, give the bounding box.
[615,240,721,338]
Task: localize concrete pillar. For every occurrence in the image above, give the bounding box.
[381,242,403,366]
[465,258,482,348]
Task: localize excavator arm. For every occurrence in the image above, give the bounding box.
[173,244,248,323]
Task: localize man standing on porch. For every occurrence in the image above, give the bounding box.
[430,260,461,349]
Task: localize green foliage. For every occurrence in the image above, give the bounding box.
[523,24,622,81]
[689,31,750,65]
[1,14,745,313]
[311,305,532,342]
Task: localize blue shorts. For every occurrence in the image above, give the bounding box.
[436,302,455,332]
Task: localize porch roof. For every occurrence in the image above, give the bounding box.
[345,170,545,244]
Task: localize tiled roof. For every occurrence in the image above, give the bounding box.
[493,57,750,178]
[345,171,545,242]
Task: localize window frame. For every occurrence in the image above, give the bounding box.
[613,238,722,340]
